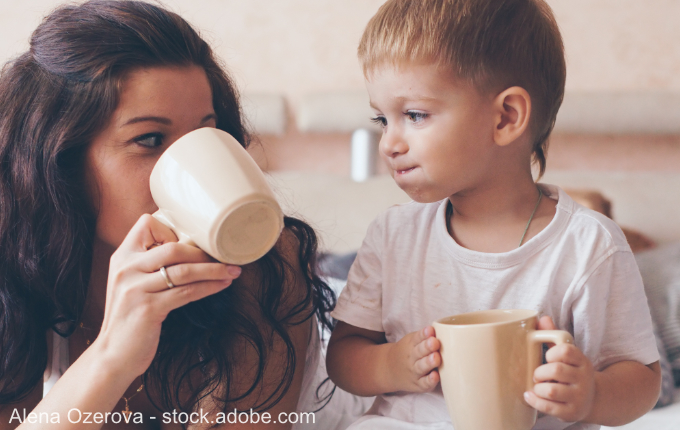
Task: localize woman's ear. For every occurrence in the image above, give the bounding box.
[492,86,531,147]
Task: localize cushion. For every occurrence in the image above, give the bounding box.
[564,188,656,253]
[318,251,357,280]
[653,320,676,407]
[622,227,657,254]
[635,243,680,387]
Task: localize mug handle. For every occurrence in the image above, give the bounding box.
[151,210,198,247]
[526,330,574,392]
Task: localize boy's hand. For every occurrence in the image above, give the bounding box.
[388,326,441,393]
[524,316,596,423]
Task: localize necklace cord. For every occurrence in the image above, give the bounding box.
[518,186,543,247]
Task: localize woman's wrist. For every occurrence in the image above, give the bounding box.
[82,337,143,388]
[29,337,142,428]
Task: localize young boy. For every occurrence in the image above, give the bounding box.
[326,1,661,429]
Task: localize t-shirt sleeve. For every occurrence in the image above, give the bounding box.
[570,248,660,370]
[330,215,385,332]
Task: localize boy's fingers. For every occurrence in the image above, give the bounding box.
[422,325,435,338]
[413,326,435,345]
[414,352,440,376]
[545,343,585,366]
[523,390,564,416]
[532,382,569,402]
[533,362,578,384]
[417,370,440,392]
[428,336,440,351]
[415,336,440,359]
[431,352,441,368]
[537,315,557,330]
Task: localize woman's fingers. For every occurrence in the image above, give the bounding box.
[117,213,243,279]
[148,262,241,293]
[155,277,236,310]
[121,213,179,252]
[139,241,216,273]
[106,213,242,315]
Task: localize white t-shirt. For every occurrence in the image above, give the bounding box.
[331,185,659,430]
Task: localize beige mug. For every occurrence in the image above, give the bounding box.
[432,309,573,430]
[149,127,284,265]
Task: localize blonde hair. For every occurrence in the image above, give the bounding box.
[359,0,566,177]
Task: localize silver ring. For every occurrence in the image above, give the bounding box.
[159,266,175,289]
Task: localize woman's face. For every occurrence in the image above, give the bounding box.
[85,66,217,249]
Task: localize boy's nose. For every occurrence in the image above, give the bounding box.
[379,131,408,158]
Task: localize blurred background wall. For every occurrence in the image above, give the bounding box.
[1,0,679,174]
[2,0,679,107]
[2,0,680,249]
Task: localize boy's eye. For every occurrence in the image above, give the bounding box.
[405,111,428,124]
[133,133,164,148]
[370,116,387,128]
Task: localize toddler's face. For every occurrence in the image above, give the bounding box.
[366,63,498,203]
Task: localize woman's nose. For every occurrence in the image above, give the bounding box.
[379,129,408,158]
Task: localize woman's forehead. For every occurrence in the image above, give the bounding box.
[113,65,214,124]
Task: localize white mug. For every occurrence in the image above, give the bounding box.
[149,127,284,265]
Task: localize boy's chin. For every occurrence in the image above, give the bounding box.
[399,186,448,204]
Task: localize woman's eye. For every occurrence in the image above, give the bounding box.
[134,133,164,148]
[405,111,428,124]
[370,116,387,128]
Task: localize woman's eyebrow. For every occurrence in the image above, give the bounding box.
[122,113,217,127]
[123,116,172,126]
[201,113,217,123]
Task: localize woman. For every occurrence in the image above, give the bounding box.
[0,1,335,428]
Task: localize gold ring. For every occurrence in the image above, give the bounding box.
[159,266,175,289]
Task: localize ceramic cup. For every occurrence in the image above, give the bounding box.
[432,309,573,430]
[149,127,284,265]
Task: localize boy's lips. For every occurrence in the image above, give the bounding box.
[395,166,416,175]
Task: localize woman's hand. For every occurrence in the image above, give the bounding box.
[96,214,242,378]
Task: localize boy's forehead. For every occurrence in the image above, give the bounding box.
[366,62,472,101]
[367,60,474,86]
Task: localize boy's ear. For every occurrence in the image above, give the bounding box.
[492,87,531,147]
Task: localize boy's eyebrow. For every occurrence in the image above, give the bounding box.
[370,95,441,110]
[394,95,439,103]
